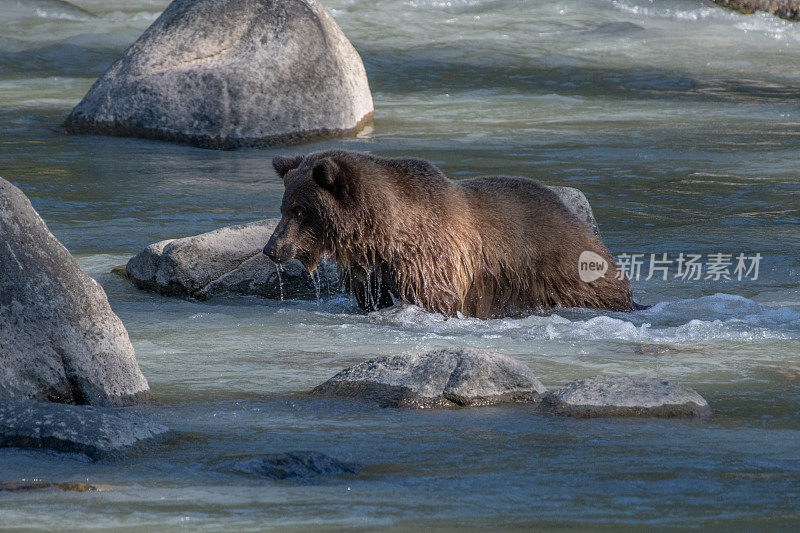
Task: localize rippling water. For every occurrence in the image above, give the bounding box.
[1,0,799,529]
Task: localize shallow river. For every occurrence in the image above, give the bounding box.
[1,0,799,529]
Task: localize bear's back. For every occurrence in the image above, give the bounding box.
[454,175,628,316]
[456,175,592,250]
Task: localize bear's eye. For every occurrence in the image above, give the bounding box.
[291,206,304,218]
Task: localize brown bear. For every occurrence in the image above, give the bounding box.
[263,150,633,318]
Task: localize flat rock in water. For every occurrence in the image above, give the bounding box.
[542,376,711,418]
[712,1,800,21]
[312,348,545,408]
[229,451,358,481]
[0,177,150,406]
[0,399,169,459]
[117,218,339,299]
[63,0,373,148]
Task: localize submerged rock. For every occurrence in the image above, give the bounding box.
[0,481,109,492]
[8,0,94,19]
[117,184,596,300]
[117,218,340,299]
[63,0,373,148]
[229,451,358,481]
[0,399,169,459]
[542,376,711,418]
[312,348,545,408]
[0,178,150,406]
[712,1,800,21]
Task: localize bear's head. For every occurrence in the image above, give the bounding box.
[263,152,363,272]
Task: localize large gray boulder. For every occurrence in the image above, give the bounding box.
[1,178,150,406]
[117,219,340,299]
[312,348,545,408]
[712,1,800,21]
[0,399,168,460]
[117,183,597,300]
[542,376,711,418]
[63,0,374,148]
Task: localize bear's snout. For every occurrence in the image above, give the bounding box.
[263,236,295,264]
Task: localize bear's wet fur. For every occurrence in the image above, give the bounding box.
[264,150,633,318]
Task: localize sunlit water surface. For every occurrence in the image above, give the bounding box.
[1,0,799,529]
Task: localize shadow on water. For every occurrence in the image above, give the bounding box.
[360,48,800,103]
[0,42,123,76]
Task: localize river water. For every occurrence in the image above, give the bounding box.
[1,0,799,529]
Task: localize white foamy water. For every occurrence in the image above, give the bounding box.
[1,0,799,529]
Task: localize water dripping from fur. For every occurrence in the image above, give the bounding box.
[312,269,321,306]
[344,268,356,308]
[272,261,284,301]
[364,266,373,310]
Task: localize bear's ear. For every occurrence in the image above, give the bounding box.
[272,155,304,179]
[312,157,343,194]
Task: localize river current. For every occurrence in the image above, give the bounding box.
[1,0,799,529]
